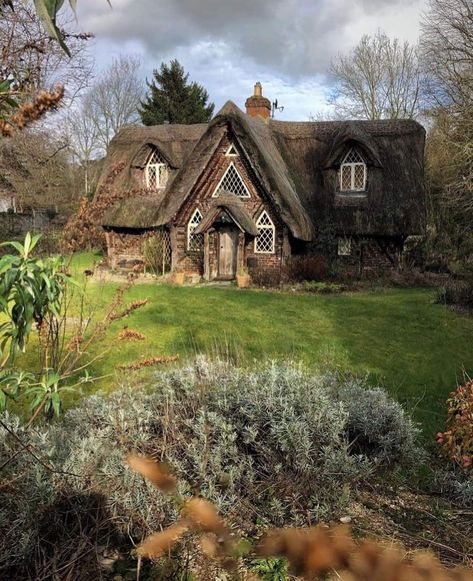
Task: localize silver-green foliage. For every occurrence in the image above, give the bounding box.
[0,359,421,573]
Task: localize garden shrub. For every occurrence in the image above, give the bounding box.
[432,469,473,508]
[436,379,473,472]
[434,278,473,309]
[322,375,422,465]
[301,281,344,294]
[250,267,282,288]
[284,253,328,282]
[0,359,421,577]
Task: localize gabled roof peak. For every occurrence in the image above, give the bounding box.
[215,100,244,118]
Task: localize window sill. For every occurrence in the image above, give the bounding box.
[334,192,368,207]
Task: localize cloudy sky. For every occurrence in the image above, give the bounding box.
[76,0,426,120]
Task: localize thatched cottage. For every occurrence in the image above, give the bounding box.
[99,83,425,281]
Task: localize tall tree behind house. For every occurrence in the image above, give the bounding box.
[139,59,215,125]
[329,31,422,120]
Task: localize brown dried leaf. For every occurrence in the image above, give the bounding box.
[137,521,188,559]
[183,497,225,534]
[126,454,177,493]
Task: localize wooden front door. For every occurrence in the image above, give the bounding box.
[218,226,238,279]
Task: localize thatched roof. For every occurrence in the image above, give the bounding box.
[100,105,425,239]
[270,118,425,236]
[97,123,207,195]
[195,193,259,236]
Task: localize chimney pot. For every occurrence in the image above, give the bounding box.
[245,82,271,121]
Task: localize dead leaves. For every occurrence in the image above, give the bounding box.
[126,455,177,494]
[118,355,179,371]
[125,455,473,580]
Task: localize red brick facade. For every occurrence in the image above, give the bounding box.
[170,131,287,280]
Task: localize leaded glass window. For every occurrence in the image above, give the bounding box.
[339,148,367,192]
[187,209,204,251]
[146,149,169,190]
[338,237,352,256]
[255,211,275,254]
[213,162,250,198]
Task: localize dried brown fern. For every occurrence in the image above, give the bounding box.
[126,454,473,580]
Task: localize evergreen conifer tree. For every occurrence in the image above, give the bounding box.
[139,59,215,125]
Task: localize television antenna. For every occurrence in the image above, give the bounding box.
[271,99,284,118]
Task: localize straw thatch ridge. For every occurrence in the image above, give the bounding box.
[98,103,425,240]
[269,117,425,237]
[195,192,259,236]
[152,100,314,240]
[97,123,207,197]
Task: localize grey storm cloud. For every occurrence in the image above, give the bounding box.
[78,0,420,78]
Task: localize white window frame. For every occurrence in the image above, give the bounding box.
[225,143,239,157]
[338,237,352,256]
[339,148,367,192]
[213,161,251,198]
[145,149,169,191]
[187,208,203,252]
[254,210,276,254]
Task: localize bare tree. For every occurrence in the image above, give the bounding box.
[87,55,145,151]
[329,31,422,120]
[421,0,473,223]
[0,129,82,215]
[0,0,93,106]
[421,0,473,111]
[64,100,101,197]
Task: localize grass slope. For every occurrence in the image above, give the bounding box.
[67,254,473,442]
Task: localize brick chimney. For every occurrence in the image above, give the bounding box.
[245,82,271,120]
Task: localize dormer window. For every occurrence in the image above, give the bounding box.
[146,149,169,191]
[340,148,367,192]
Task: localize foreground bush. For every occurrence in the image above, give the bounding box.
[284,253,328,282]
[434,279,473,309]
[437,380,473,472]
[129,455,473,581]
[0,359,421,578]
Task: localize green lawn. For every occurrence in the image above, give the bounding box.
[61,253,473,443]
[11,254,473,439]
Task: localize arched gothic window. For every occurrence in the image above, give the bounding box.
[254,210,275,254]
[146,149,169,191]
[339,148,367,192]
[187,209,204,251]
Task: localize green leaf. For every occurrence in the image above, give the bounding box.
[33,0,72,57]
[0,241,24,254]
[45,371,60,388]
[29,234,42,254]
[0,390,6,410]
[51,392,61,417]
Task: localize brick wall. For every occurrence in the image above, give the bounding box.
[173,131,286,278]
[336,236,401,276]
[106,230,145,270]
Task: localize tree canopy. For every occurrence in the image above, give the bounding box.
[329,31,422,120]
[139,59,215,126]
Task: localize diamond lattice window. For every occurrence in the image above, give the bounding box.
[255,211,275,254]
[142,228,172,275]
[188,209,204,252]
[338,238,352,256]
[339,148,367,192]
[146,149,169,191]
[213,162,250,198]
